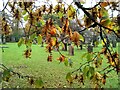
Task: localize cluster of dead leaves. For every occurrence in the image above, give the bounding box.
[42,18,57,37]
[1,18,12,35]
[71,31,81,46]
[24,49,32,58]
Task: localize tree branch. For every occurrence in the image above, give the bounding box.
[99,27,117,70]
[75,2,120,38]
[2,0,9,12]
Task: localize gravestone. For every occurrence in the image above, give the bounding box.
[111,33,117,48]
[87,45,93,53]
[112,41,117,48]
[2,35,6,44]
[11,36,16,42]
[68,45,74,56]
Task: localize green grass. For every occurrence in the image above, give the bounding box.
[1,43,119,88]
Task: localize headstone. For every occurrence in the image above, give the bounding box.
[112,41,117,48]
[117,37,120,42]
[87,45,93,53]
[2,35,6,44]
[11,36,16,42]
[69,45,74,56]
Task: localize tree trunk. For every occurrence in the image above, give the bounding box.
[80,45,82,50]
[1,34,6,44]
[62,42,67,51]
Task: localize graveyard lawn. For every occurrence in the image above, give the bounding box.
[1,43,119,88]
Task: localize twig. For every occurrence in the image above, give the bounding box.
[0,64,35,79]
[71,54,97,73]
[98,65,111,73]
[105,68,115,74]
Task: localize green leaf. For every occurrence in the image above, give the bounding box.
[18,38,24,47]
[66,72,73,83]
[26,39,32,48]
[30,33,36,41]
[24,15,29,21]
[2,69,11,82]
[37,35,42,45]
[35,78,43,87]
[36,22,41,27]
[81,53,87,60]
[64,58,68,66]
[86,53,92,61]
[97,53,103,66]
[3,69,10,77]
[58,11,64,18]
[94,41,99,47]
[101,16,108,20]
[22,10,27,15]
[79,34,84,42]
[101,19,111,26]
[83,65,89,78]
[37,20,45,27]
[67,5,76,19]
[89,66,95,77]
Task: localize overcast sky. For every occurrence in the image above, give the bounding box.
[0,0,118,17]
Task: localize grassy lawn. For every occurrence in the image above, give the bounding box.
[1,43,119,88]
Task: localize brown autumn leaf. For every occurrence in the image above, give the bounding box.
[24,49,32,58]
[100,2,109,7]
[84,17,92,27]
[71,31,80,46]
[102,74,107,85]
[47,55,52,62]
[62,18,69,33]
[100,47,107,55]
[50,26,56,36]
[57,55,65,62]
[46,44,53,53]
[28,78,34,85]
[107,53,119,67]
[50,38,56,46]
